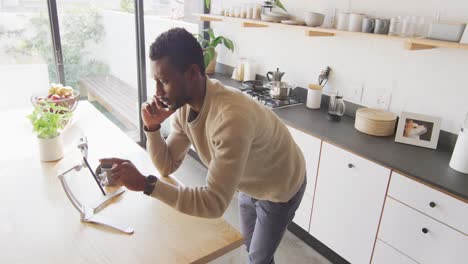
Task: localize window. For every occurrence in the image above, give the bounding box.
[0,0,200,142]
[56,0,141,141]
[0,1,56,110]
[143,0,200,136]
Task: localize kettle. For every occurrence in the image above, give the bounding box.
[266,68,285,81]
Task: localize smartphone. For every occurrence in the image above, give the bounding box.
[83,157,106,196]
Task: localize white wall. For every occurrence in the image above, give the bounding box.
[211,0,468,133]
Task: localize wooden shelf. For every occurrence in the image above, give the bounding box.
[194,13,468,52]
[197,14,223,22]
[405,38,468,50]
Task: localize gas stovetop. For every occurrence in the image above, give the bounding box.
[240,87,303,109]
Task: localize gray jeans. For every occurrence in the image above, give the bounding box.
[238,176,307,264]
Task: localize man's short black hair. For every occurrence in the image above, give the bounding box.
[149,27,205,75]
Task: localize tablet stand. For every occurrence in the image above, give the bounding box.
[57,137,134,234]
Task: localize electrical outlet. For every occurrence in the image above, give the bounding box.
[375,91,392,110]
[349,83,364,103]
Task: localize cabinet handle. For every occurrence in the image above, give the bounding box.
[422,228,429,234]
[429,201,436,208]
[348,163,354,168]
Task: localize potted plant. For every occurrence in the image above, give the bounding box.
[27,100,73,162]
[197,28,234,75]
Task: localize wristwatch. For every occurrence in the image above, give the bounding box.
[143,175,158,196]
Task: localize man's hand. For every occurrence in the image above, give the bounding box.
[99,158,146,192]
[141,95,175,131]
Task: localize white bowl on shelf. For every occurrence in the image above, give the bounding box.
[304,11,325,27]
[267,10,290,19]
[261,13,282,23]
[281,20,306,26]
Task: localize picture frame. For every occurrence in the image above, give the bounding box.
[395,112,441,149]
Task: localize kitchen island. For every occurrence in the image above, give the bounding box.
[0,101,243,264]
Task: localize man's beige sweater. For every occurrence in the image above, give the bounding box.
[145,78,305,218]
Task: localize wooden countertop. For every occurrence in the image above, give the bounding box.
[0,101,243,263]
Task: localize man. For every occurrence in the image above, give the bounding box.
[100,27,306,264]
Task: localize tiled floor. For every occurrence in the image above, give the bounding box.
[178,155,331,264]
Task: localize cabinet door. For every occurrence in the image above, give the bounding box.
[287,126,321,197]
[310,142,390,264]
[293,193,313,232]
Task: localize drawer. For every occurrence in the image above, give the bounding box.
[293,193,313,232]
[389,171,468,234]
[372,239,417,264]
[379,197,468,264]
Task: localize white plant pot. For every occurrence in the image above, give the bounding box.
[38,134,64,162]
[206,51,217,75]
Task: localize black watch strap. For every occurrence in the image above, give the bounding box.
[144,175,158,196]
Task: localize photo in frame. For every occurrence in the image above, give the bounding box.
[395,112,441,149]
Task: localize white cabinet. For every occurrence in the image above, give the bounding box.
[372,239,417,264]
[287,126,321,197]
[293,194,313,232]
[388,172,468,234]
[378,197,468,264]
[310,142,391,264]
[287,126,322,233]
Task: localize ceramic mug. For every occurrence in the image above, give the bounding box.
[348,13,365,32]
[362,17,375,33]
[336,12,350,30]
[374,18,390,34]
[98,163,118,186]
[306,84,323,109]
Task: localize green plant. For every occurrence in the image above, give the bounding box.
[7,7,109,88]
[273,0,287,12]
[196,28,234,67]
[27,100,72,139]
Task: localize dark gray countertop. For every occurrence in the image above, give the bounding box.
[210,73,468,201]
[274,106,468,201]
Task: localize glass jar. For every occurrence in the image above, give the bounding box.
[234,6,241,18]
[252,4,262,20]
[240,4,248,18]
[389,17,401,36]
[401,16,417,37]
[261,1,273,15]
[415,16,429,38]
